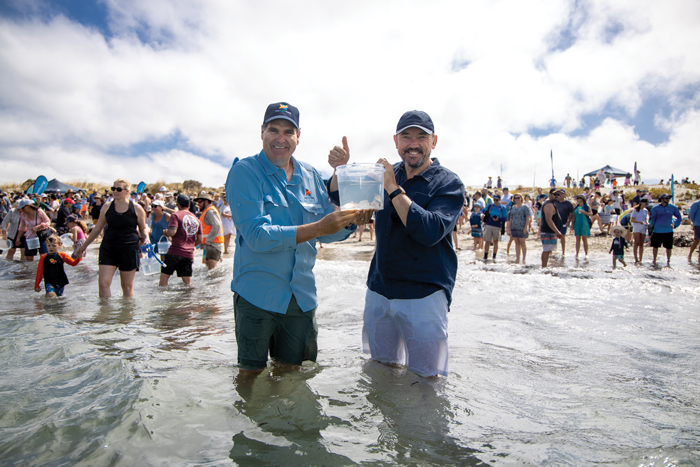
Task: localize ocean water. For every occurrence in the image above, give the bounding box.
[1,245,699,466]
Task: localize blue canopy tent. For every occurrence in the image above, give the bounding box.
[44,178,84,194]
[582,165,629,178]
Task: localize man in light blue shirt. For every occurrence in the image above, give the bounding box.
[225,102,366,373]
[688,198,700,261]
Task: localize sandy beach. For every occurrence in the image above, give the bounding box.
[318,181,699,263]
[320,223,697,261]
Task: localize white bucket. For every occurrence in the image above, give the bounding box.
[141,256,161,275]
[26,237,40,250]
[336,163,386,211]
[60,234,73,248]
[156,236,170,255]
[3,239,12,249]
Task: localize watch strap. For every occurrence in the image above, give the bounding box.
[389,187,404,201]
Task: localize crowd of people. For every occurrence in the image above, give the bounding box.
[0,182,231,297]
[1,101,699,381]
[454,181,696,268]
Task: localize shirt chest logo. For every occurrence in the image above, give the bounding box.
[303,188,316,204]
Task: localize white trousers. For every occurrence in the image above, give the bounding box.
[362,289,449,377]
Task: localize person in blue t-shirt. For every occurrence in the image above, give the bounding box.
[648,193,682,266]
[482,194,508,261]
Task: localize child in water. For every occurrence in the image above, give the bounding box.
[470,204,483,250]
[34,234,82,297]
[609,226,629,268]
[65,214,87,258]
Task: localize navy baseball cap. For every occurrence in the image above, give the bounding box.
[396,110,434,135]
[263,102,300,129]
[176,194,190,207]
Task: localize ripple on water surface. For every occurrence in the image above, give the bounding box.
[0,250,699,465]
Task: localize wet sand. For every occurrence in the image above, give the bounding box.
[318,224,698,262]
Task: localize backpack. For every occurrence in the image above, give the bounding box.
[485,204,506,234]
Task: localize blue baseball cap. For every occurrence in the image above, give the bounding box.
[396,110,434,135]
[263,102,300,129]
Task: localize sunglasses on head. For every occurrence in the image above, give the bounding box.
[111,187,124,192]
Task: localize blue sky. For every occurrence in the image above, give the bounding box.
[1,0,699,188]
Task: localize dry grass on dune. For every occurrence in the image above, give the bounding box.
[0,178,225,196]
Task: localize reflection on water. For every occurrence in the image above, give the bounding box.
[0,247,699,466]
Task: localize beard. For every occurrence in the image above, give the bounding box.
[402,148,431,169]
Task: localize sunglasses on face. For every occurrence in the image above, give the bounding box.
[111,187,124,192]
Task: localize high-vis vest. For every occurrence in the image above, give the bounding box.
[199,205,225,244]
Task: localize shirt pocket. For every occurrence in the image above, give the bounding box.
[262,192,289,223]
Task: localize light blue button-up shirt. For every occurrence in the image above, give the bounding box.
[225,150,354,314]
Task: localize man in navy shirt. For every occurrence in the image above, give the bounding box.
[482,194,508,261]
[649,193,682,266]
[332,110,464,377]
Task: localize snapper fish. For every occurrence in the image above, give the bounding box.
[342,194,384,211]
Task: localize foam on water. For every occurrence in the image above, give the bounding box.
[0,246,699,466]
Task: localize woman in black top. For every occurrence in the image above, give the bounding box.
[75,179,148,297]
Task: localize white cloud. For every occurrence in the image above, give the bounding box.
[1,0,698,189]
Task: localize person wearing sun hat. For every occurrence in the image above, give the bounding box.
[16,198,52,261]
[609,225,629,268]
[648,193,682,266]
[193,191,224,270]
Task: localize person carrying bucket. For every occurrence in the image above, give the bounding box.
[329,110,464,378]
[16,199,52,261]
[148,200,171,254]
[225,101,369,376]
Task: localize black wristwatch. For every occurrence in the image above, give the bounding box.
[388,186,405,201]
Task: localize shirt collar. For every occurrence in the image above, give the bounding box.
[257,149,299,181]
[397,157,441,183]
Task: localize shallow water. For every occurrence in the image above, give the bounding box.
[1,245,699,466]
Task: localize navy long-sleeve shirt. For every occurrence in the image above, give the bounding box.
[332,158,464,306]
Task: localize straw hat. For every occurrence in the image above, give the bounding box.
[194,191,214,202]
[612,225,626,234]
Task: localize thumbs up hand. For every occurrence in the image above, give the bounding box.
[328,136,351,169]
